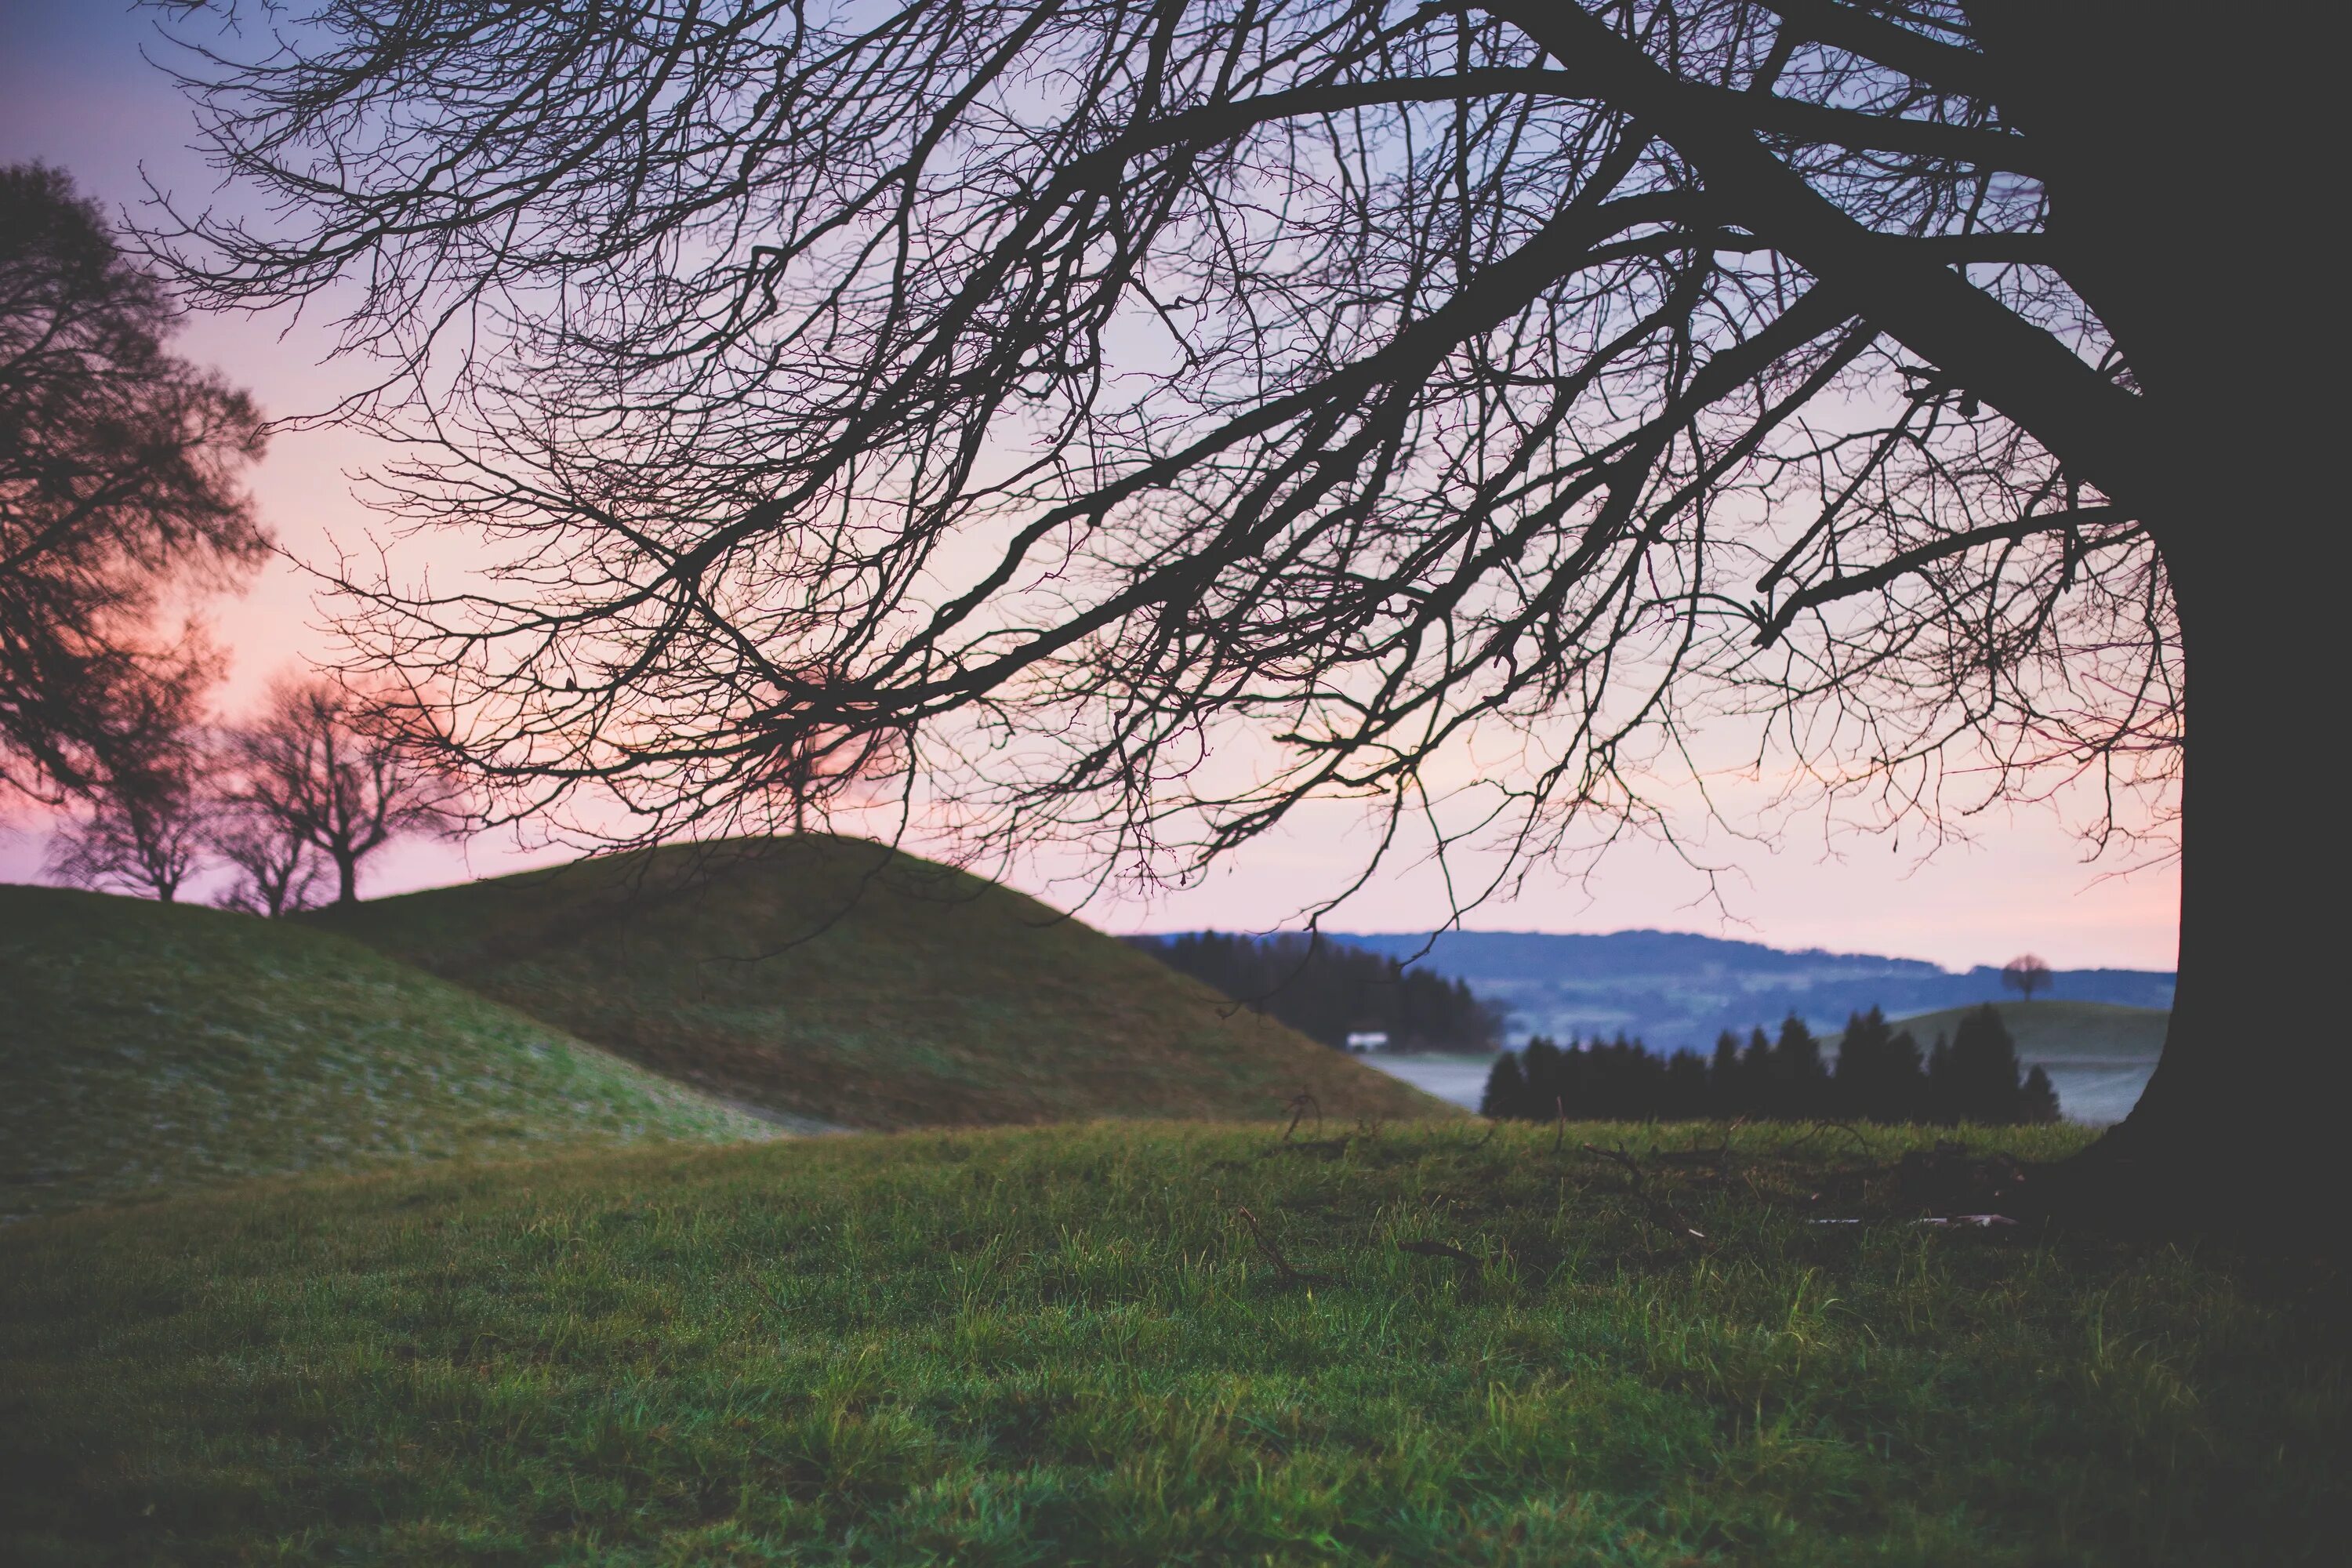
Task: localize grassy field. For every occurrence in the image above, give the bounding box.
[1856,1000,2169,1061]
[5,1120,2340,1566]
[321,836,1441,1131]
[0,887,771,1221]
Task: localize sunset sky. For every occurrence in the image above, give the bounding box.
[0,1,2182,971]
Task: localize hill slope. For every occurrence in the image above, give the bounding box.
[323,837,1447,1130]
[0,887,770,1221]
[1855,999,2169,1062]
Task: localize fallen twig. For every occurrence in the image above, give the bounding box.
[1236,1207,1334,1287]
[733,1250,789,1314]
[1257,1136,1351,1161]
[1581,1142,1708,1243]
[1398,1239,1481,1269]
[1786,1119,1874,1155]
[1282,1092,1324,1142]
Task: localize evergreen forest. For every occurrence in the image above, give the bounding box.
[1131,932,1507,1053]
[1480,1004,2061,1125]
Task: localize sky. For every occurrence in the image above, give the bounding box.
[0,1,2182,971]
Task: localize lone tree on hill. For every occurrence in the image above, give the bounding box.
[0,164,267,803]
[145,3,2325,1214]
[2002,954,2052,1002]
[44,731,209,903]
[225,677,464,906]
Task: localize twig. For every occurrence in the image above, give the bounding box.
[1786,1119,1873,1154]
[1398,1239,1481,1269]
[1257,1136,1350,1161]
[1236,1207,1334,1287]
[734,1250,789,1314]
[1282,1092,1323,1142]
[1580,1142,1708,1243]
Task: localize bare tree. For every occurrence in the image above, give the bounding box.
[226,677,463,906]
[2000,953,2051,1004]
[1,164,267,804]
[44,734,209,902]
[209,801,321,917]
[147,4,2322,1207]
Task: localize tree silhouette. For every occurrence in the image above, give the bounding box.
[44,735,208,903]
[1832,1006,1926,1121]
[223,677,465,906]
[0,165,267,804]
[1137,930,1505,1051]
[1939,1002,2025,1123]
[2001,954,2052,1003]
[146,3,2317,1210]
[1479,1007,2049,1123]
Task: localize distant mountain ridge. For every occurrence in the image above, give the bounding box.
[1142,927,2174,1052]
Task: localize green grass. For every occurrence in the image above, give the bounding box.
[0,887,771,1221]
[4,1121,2340,1565]
[320,836,1444,1131]
[1857,1001,2169,1061]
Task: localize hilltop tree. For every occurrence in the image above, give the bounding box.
[147,2,2325,1213]
[0,164,267,804]
[44,741,209,902]
[209,800,321,917]
[225,677,464,906]
[2001,954,2052,1003]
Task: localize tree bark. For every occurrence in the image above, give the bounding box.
[332,851,358,906]
[1969,1,2339,1212]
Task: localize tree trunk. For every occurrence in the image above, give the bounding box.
[1968,2,2339,1217]
[333,851,358,906]
[2093,530,2329,1211]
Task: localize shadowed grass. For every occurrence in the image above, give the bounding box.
[318,836,1445,1130]
[3,1120,2339,1565]
[0,887,771,1220]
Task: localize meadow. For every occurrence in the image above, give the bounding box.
[5,1120,2340,1566]
[0,888,768,1221]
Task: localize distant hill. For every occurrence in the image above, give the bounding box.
[0,886,768,1221]
[1839,1000,2169,1062]
[322,836,1446,1131]
[1295,929,2174,1051]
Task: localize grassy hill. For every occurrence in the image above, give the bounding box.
[1849,999,2169,1060]
[5,1120,2339,1566]
[321,836,1444,1131]
[0,886,770,1221]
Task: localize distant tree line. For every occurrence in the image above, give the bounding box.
[1131,932,1505,1053]
[1481,1005,2060,1125]
[1,166,463,913]
[44,675,465,911]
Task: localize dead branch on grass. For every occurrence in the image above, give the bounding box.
[1398,1239,1481,1270]
[1235,1207,1334,1288]
[1581,1143,1710,1243]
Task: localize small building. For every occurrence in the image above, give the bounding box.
[1344,1030,1390,1053]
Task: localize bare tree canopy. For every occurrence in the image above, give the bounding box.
[0,164,268,803]
[226,677,464,906]
[44,726,209,903]
[145,2,2328,1204]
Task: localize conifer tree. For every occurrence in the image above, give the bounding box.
[1926,1033,1955,1122]
[1479,1051,1528,1121]
[1833,1007,1929,1122]
[2020,1065,2063,1124]
[1944,1004,2027,1123]
[1709,1030,1741,1114]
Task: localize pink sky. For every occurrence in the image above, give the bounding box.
[0,2,2181,970]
